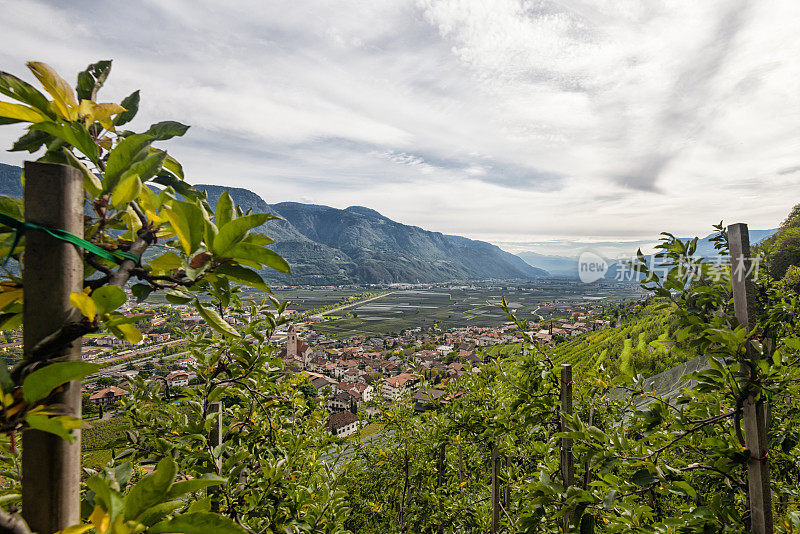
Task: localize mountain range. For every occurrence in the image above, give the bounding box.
[517,229,779,280]
[196,185,548,284]
[0,163,547,284]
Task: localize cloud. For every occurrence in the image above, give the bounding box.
[0,0,799,248]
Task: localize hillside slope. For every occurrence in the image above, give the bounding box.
[0,165,548,284]
[272,201,547,284]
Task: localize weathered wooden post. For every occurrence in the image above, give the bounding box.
[22,162,84,533]
[583,406,594,491]
[503,455,510,510]
[437,442,446,489]
[458,441,464,489]
[560,364,574,531]
[491,444,500,534]
[209,401,223,512]
[209,401,223,448]
[728,223,773,534]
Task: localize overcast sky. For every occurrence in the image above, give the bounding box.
[1,0,799,255]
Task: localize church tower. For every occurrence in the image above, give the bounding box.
[287,324,298,358]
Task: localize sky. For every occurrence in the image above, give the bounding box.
[1,0,799,257]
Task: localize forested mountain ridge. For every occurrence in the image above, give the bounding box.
[0,164,548,284]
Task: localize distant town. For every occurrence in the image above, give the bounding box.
[9,286,623,439]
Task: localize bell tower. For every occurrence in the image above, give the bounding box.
[287,324,298,358]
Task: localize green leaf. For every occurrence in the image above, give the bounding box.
[668,480,697,499]
[124,456,177,520]
[146,121,190,141]
[213,214,271,256]
[0,195,23,220]
[23,361,100,404]
[63,149,102,197]
[166,291,193,305]
[631,468,658,487]
[0,71,52,115]
[88,475,124,517]
[187,496,212,512]
[157,151,184,180]
[603,489,618,509]
[10,129,50,153]
[152,172,206,203]
[111,323,142,345]
[136,500,183,527]
[70,292,97,322]
[131,283,154,302]
[149,252,183,273]
[122,150,167,184]
[0,363,12,394]
[149,513,248,534]
[215,191,234,229]
[29,122,98,164]
[194,301,240,338]
[104,133,153,191]
[91,285,127,315]
[25,414,83,443]
[214,263,271,292]
[165,474,226,499]
[114,90,140,126]
[227,243,290,273]
[76,60,112,101]
[241,233,274,246]
[111,174,142,208]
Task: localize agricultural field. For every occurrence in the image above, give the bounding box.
[310,281,644,338]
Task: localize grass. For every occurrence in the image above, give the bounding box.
[83,448,113,468]
[83,415,131,451]
[479,342,524,360]
[354,422,384,440]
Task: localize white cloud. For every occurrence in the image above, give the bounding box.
[0,0,799,254]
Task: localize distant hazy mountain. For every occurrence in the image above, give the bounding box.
[517,229,779,281]
[516,251,578,277]
[0,163,24,199]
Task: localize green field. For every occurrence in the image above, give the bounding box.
[310,282,643,338]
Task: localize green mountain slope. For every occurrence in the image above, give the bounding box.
[0,165,548,284]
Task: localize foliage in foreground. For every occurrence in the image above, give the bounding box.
[334,225,800,533]
[0,59,291,531]
[1,56,800,534]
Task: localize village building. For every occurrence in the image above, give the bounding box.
[89,386,130,408]
[413,388,447,413]
[326,410,359,438]
[383,373,420,401]
[165,371,190,387]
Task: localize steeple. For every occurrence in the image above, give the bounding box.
[287,324,298,358]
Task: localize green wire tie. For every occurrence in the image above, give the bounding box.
[0,211,139,267]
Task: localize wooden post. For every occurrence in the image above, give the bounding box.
[209,401,223,449]
[458,441,464,488]
[560,364,574,532]
[728,223,773,534]
[491,444,500,533]
[503,455,510,510]
[209,401,223,512]
[437,442,446,488]
[583,406,594,491]
[22,162,84,533]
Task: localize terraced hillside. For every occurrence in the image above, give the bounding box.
[549,303,696,378]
